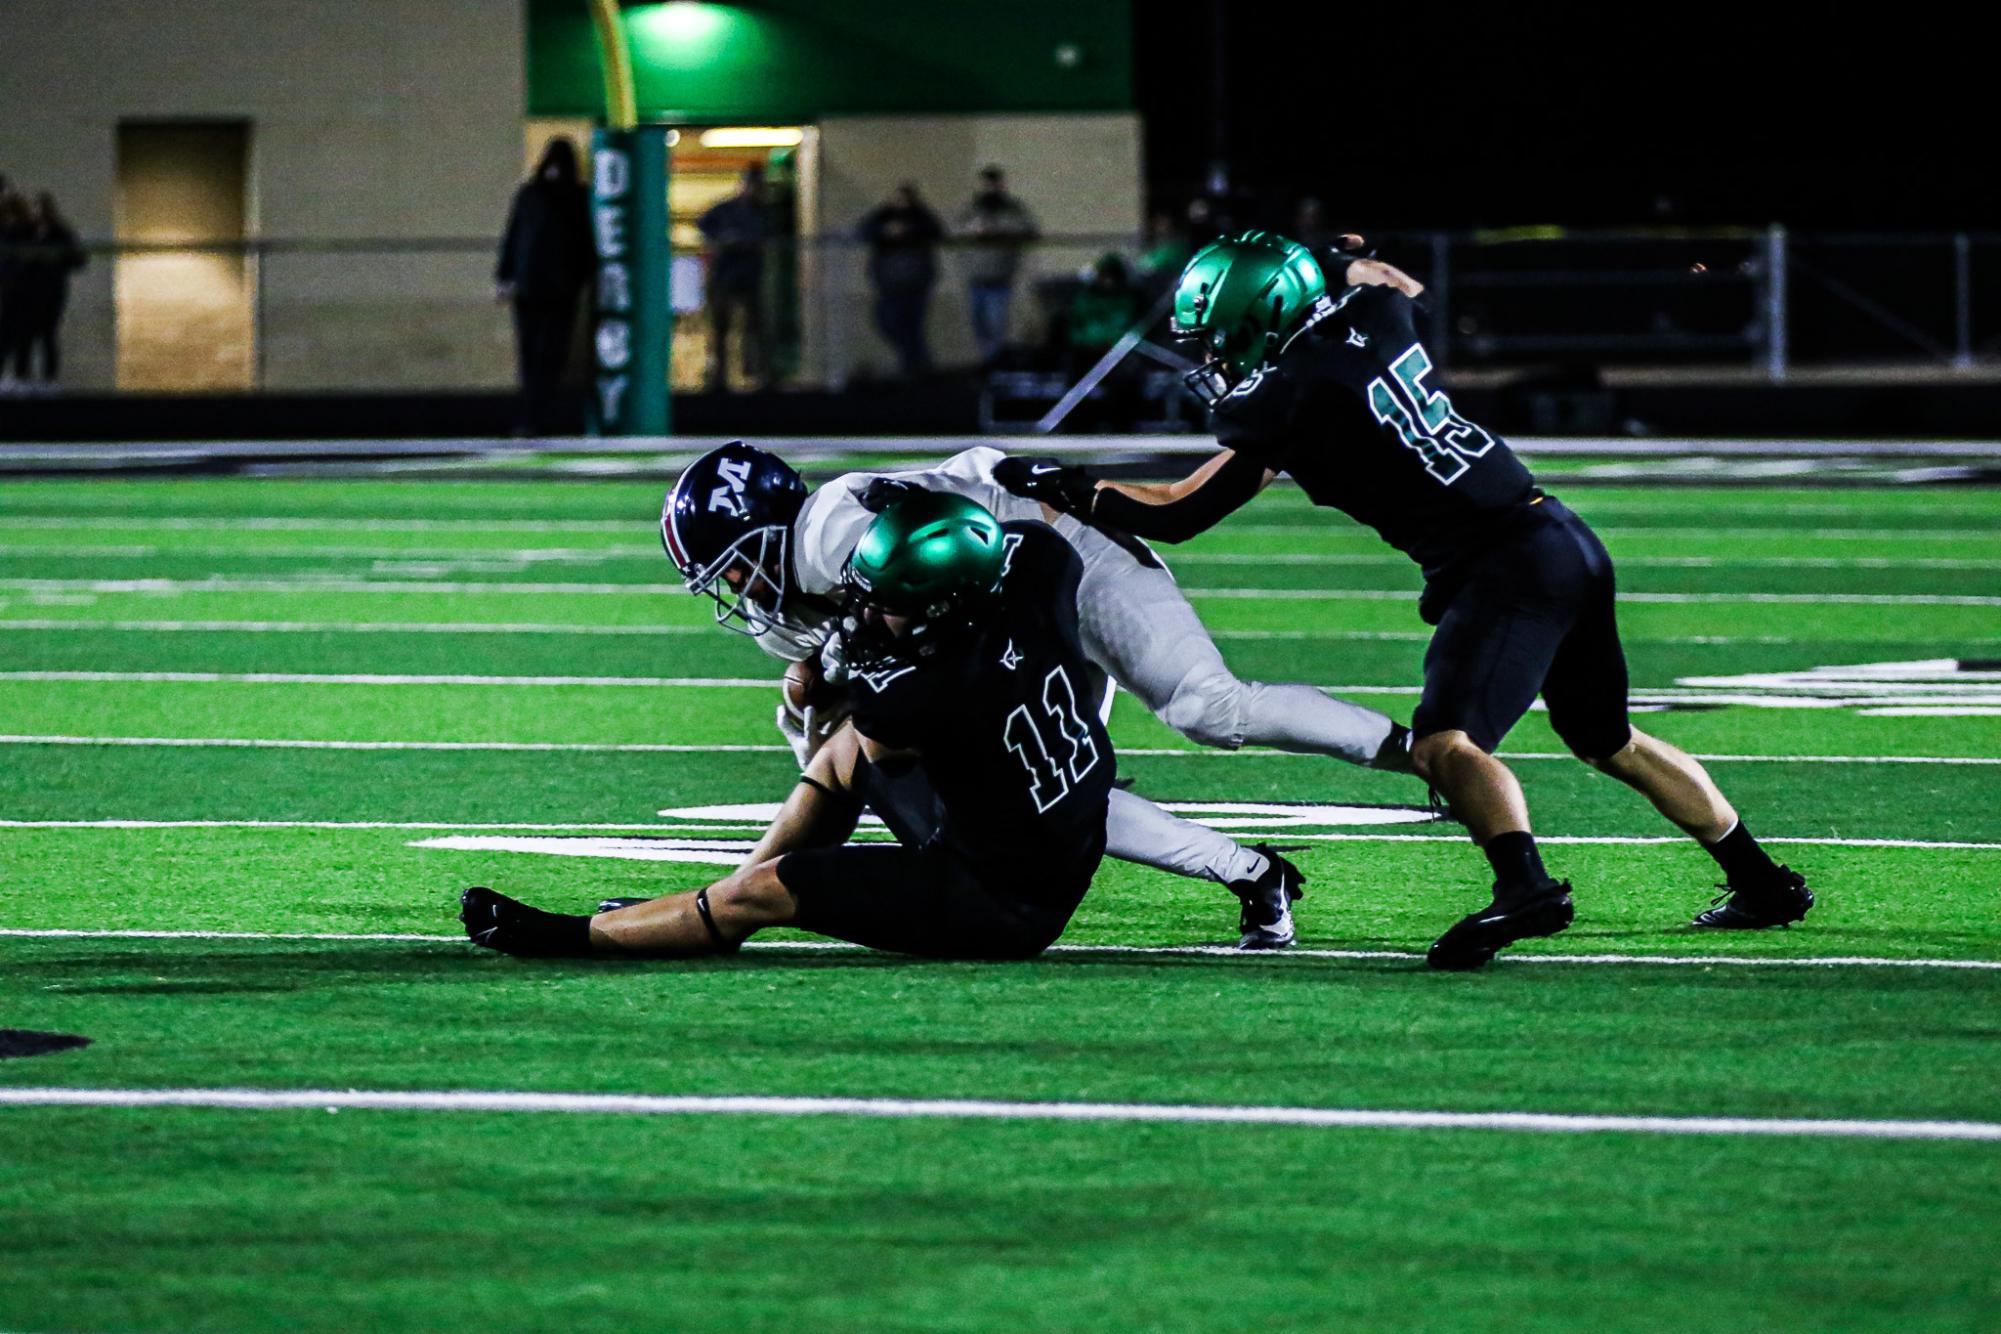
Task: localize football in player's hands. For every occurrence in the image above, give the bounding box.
[782,655,845,720]
[993,456,1098,516]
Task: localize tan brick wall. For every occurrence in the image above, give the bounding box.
[0,0,524,392]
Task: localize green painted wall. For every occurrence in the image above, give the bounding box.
[526,0,1133,120]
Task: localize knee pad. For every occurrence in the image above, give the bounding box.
[1159,671,1249,750]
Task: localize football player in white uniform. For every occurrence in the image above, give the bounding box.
[653,442,1419,948]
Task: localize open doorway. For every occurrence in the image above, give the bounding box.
[115,120,254,390]
[522,119,814,395]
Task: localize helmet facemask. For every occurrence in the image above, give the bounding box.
[666,519,791,637]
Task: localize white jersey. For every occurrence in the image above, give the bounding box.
[748,444,1393,769]
[752,447,1043,664]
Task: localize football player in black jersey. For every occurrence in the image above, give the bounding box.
[460,489,1115,962]
[998,231,1814,971]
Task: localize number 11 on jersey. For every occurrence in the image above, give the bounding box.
[1003,666,1101,813]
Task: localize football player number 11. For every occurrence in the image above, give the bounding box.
[1003,666,1101,813]
[1367,343,1498,485]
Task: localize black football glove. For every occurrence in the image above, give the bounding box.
[855,476,928,514]
[993,456,1099,518]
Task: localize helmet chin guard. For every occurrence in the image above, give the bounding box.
[1180,359,1238,408]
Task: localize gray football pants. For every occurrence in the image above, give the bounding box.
[1054,515,1398,763]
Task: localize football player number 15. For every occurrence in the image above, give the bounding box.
[1004,666,1101,813]
[1367,343,1497,485]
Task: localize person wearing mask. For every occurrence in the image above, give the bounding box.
[857,183,944,378]
[496,139,594,434]
[0,187,30,391]
[698,165,772,393]
[9,193,86,388]
[956,166,1038,366]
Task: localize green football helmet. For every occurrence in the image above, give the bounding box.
[1169,230,1328,404]
[842,490,1006,659]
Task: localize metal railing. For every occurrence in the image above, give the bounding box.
[1,228,1993,397]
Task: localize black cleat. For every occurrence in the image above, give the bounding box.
[597,896,653,914]
[1426,880,1574,972]
[1692,866,1814,929]
[459,886,594,958]
[1371,721,1420,776]
[1231,845,1305,951]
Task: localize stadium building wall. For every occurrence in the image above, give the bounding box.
[0,0,527,393]
[0,1,1140,395]
[807,113,1144,385]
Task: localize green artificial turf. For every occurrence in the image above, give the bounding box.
[2,475,1999,1331]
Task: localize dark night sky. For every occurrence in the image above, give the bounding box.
[1134,2,1985,232]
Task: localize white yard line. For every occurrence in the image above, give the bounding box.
[0,578,687,595]
[0,735,790,753]
[1216,524,2001,542]
[0,1086,1993,1141]
[0,672,776,687]
[0,544,649,561]
[6,544,1993,572]
[5,578,2000,607]
[3,620,1991,649]
[1183,589,2001,607]
[1,819,1988,851]
[0,618,705,636]
[2,734,1999,764]
[1168,553,2001,571]
[3,929,2000,974]
[0,820,770,832]
[5,515,1997,541]
[0,517,641,533]
[13,675,2001,708]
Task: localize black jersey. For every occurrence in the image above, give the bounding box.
[846,522,1113,894]
[1211,284,1542,579]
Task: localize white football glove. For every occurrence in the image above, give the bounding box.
[818,627,853,687]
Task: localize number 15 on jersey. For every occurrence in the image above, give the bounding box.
[1367,343,1497,486]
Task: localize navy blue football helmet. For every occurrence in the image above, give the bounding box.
[661,441,808,635]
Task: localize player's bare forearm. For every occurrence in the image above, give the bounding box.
[1344,257,1424,298]
[1090,450,1274,543]
[1097,449,1245,507]
[742,723,870,867]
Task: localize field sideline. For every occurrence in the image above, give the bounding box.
[2,473,1999,1331]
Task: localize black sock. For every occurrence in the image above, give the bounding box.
[1374,721,1417,774]
[1704,820,1782,887]
[1482,830,1550,892]
[501,902,595,958]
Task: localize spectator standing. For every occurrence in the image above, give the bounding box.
[858,183,944,378]
[955,165,1038,365]
[697,164,771,392]
[8,193,86,388]
[496,139,594,434]
[0,187,30,392]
